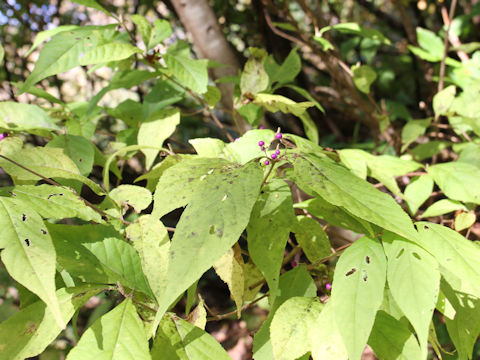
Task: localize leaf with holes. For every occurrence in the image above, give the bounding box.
[294,154,417,241]
[383,231,440,357]
[247,179,295,304]
[151,313,231,359]
[126,215,170,303]
[331,236,387,360]
[0,197,63,328]
[149,160,263,336]
[270,297,324,360]
[253,93,315,117]
[0,285,105,360]
[253,265,317,360]
[66,298,150,360]
[0,185,101,222]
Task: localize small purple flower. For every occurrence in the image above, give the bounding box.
[275,149,280,155]
[325,283,332,291]
[258,141,265,147]
[264,160,270,165]
[275,133,282,139]
[234,137,239,141]
[259,126,265,129]
[0,133,7,141]
[291,260,298,268]
[271,153,277,160]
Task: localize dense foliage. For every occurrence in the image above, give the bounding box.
[1,0,480,359]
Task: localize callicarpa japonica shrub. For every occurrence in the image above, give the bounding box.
[0,0,479,359]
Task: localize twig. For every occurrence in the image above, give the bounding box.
[206,293,269,322]
[436,0,458,119]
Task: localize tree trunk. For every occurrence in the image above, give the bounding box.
[170,0,240,112]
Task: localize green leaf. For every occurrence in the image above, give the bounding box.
[47,224,153,298]
[71,0,114,17]
[311,302,349,360]
[331,236,387,360]
[294,197,376,236]
[150,160,263,336]
[213,245,244,317]
[126,215,170,303]
[0,102,59,135]
[151,313,231,359]
[152,157,230,218]
[253,266,317,360]
[26,25,79,57]
[138,108,180,170]
[457,143,480,168]
[313,36,334,51]
[421,199,467,218]
[266,47,301,85]
[410,140,450,161]
[0,185,102,222]
[0,198,63,328]
[270,297,324,360]
[247,180,295,304]
[203,85,222,107]
[339,149,422,195]
[404,175,434,215]
[131,14,152,49]
[294,154,417,241]
[79,42,141,66]
[240,48,269,95]
[428,162,480,203]
[401,118,432,152]
[253,93,315,116]
[164,50,208,94]
[299,112,319,144]
[149,19,173,49]
[282,84,325,113]
[433,85,456,116]
[368,311,423,360]
[0,285,104,359]
[223,129,276,164]
[237,102,264,126]
[20,26,132,92]
[441,279,480,360]
[0,146,105,195]
[0,43,4,65]
[66,298,151,360]
[416,27,444,59]
[352,65,377,94]
[454,211,476,231]
[416,222,480,298]
[407,45,442,62]
[109,185,152,213]
[382,232,440,357]
[319,22,390,44]
[188,138,226,157]
[293,216,331,263]
[47,135,95,176]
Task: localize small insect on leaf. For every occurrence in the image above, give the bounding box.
[345,268,357,276]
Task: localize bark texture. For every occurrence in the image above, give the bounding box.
[171,0,240,111]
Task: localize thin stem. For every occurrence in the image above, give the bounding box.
[260,161,276,188]
[0,154,62,187]
[436,0,457,122]
[206,293,269,322]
